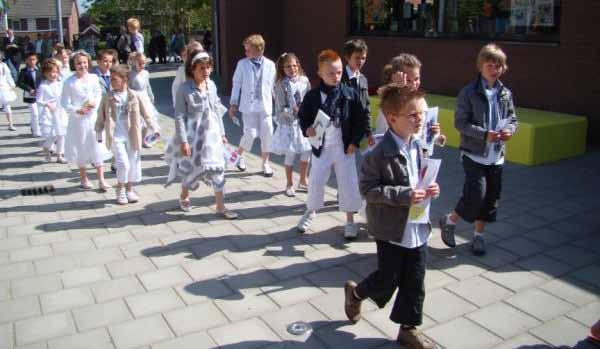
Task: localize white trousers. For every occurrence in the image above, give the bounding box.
[2,104,12,115]
[44,135,65,155]
[306,144,361,212]
[113,141,141,184]
[239,111,273,153]
[284,150,311,167]
[29,103,40,136]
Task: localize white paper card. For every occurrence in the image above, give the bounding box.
[308,109,330,148]
[422,107,439,151]
[408,158,442,224]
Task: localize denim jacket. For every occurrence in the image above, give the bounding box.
[455,75,518,157]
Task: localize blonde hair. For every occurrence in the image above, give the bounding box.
[70,49,92,66]
[379,83,425,118]
[128,52,146,70]
[110,64,131,81]
[243,34,265,54]
[477,43,508,72]
[41,58,61,79]
[126,18,140,31]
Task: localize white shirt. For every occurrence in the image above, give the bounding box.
[345,65,360,80]
[320,92,343,147]
[60,73,102,120]
[113,91,129,142]
[388,131,431,249]
[464,82,504,165]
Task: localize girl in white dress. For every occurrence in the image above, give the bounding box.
[165,50,237,220]
[61,50,111,191]
[271,53,311,197]
[128,52,158,148]
[54,47,73,81]
[0,55,17,131]
[37,58,68,163]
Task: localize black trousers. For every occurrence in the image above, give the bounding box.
[356,240,427,326]
[455,155,503,223]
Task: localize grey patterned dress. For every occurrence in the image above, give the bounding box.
[165,80,227,191]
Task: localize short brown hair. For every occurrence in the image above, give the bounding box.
[477,43,508,72]
[185,49,213,79]
[243,34,265,54]
[110,64,130,80]
[317,49,341,69]
[343,39,368,58]
[379,83,426,118]
[390,54,422,73]
[97,49,115,62]
[70,49,91,66]
[275,52,305,83]
[41,58,60,79]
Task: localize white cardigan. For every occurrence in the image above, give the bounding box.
[230,57,276,115]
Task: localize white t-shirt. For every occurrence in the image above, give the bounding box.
[113,91,129,142]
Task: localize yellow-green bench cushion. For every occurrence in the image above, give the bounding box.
[370,94,588,166]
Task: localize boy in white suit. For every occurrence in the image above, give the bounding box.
[228,34,276,177]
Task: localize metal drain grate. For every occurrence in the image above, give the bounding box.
[20,185,55,196]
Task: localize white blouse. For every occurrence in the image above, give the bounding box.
[61,73,102,119]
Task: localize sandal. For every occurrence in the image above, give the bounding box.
[216,208,238,220]
[98,182,112,193]
[179,198,192,212]
[80,180,93,190]
[297,183,308,192]
[285,186,296,197]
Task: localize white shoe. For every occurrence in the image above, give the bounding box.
[263,162,273,177]
[237,156,246,171]
[116,188,128,205]
[285,186,295,197]
[126,190,139,203]
[344,222,359,240]
[44,151,52,162]
[297,210,316,233]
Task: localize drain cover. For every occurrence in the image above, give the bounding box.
[287,321,312,336]
[20,185,55,196]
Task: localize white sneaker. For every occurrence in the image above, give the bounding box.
[44,151,52,162]
[263,162,273,177]
[297,210,316,233]
[344,222,359,240]
[237,156,246,171]
[126,190,139,203]
[116,188,128,205]
[285,186,295,197]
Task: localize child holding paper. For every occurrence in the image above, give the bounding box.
[345,84,439,349]
[439,43,518,256]
[376,54,446,155]
[297,49,369,240]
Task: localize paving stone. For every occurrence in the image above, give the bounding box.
[263,256,320,281]
[424,268,458,292]
[61,266,110,288]
[120,239,162,258]
[530,316,589,347]
[29,232,68,246]
[188,237,238,261]
[138,266,191,290]
[260,277,324,307]
[466,302,541,339]
[0,281,8,301]
[125,288,184,318]
[106,256,156,278]
[363,307,437,339]
[423,288,477,323]
[15,312,76,346]
[566,301,600,327]
[91,277,146,303]
[0,262,34,281]
[224,248,278,270]
[314,319,388,349]
[10,246,53,262]
[182,255,236,281]
[214,288,280,322]
[0,237,29,251]
[108,315,173,349]
[152,331,217,349]
[482,265,547,292]
[571,263,600,289]
[539,278,599,306]
[92,231,134,249]
[0,323,12,349]
[424,317,502,349]
[516,254,576,279]
[261,302,328,341]
[505,288,575,321]
[0,296,41,323]
[11,274,62,298]
[491,333,549,349]
[164,301,228,336]
[72,299,133,331]
[495,236,546,257]
[432,254,489,280]
[33,255,79,274]
[309,289,377,321]
[148,247,194,269]
[545,245,599,268]
[221,266,278,292]
[47,328,113,349]
[15,343,47,349]
[304,266,361,294]
[174,279,233,305]
[40,287,94,314]
[209,318,280,349]
[462,245,519,269]
[445,276,513,307]
[130,224,175,241]
[51,239,96,256]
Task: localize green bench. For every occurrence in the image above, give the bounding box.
[370,95,588,166]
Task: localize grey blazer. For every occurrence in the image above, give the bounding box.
[359,130,430,242]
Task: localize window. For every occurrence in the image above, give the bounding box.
[10,19,29,31]
[20,19,28,31]
[36,18,50,30]
[50,18,68,30]
[350,0,561,43]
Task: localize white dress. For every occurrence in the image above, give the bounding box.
[271,76,312,155]
[61,73,112,166]
[129,69,159,127]
[60,67,74,82]
[0,62,16,105]
[37,80,67,137]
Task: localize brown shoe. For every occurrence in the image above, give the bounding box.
[344,280,362,323]
[397,327,436,349]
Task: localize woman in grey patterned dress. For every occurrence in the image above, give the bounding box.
[164,50,237,219]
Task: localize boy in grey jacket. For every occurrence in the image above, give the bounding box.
[439,43,518,256]
[345,84,439,349]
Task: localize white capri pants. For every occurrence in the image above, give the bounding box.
[113,141,142,184]
[284,150,311,167]
[306,144,361,213]
[44,135,65,155]
[29,103,40,136]
[239,111,273,153]
[2,104,12,114]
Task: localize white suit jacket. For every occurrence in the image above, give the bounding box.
[230,57,276,115]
